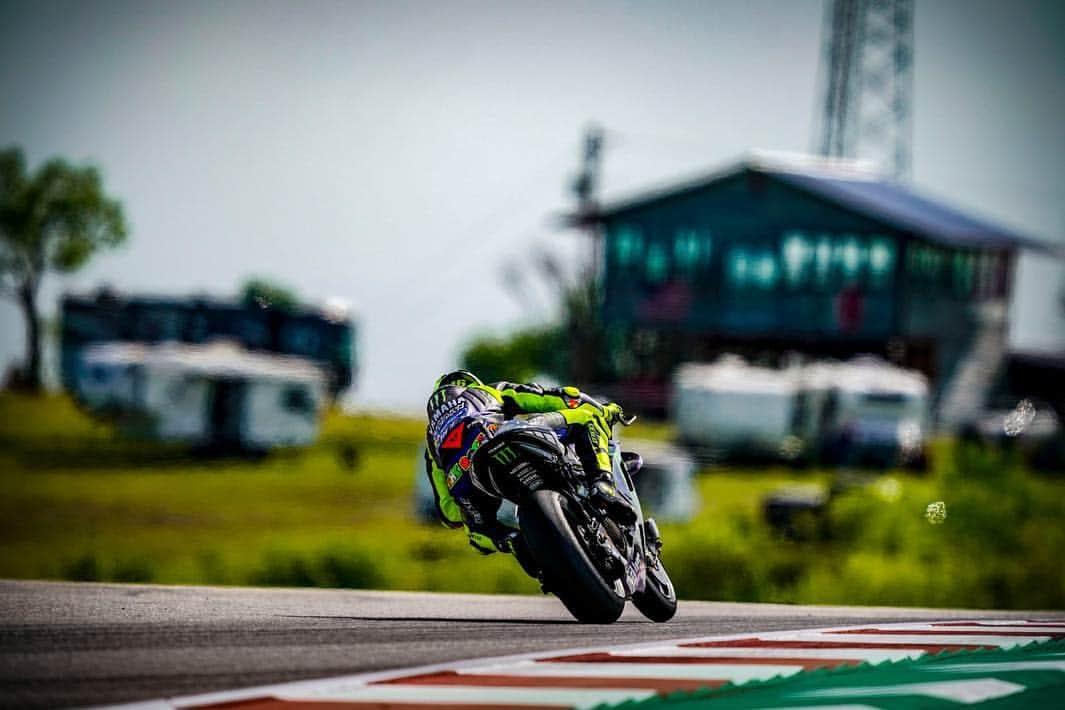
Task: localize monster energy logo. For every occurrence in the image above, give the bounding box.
[491,446,518,465]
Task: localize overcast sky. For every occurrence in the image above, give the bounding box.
[2,0,1063,410]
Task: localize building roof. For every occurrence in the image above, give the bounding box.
[588,152,1055,254]
[62,288,355,324]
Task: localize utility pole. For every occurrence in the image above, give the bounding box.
[566,124,606,385]
[570,124,606,281]
[815,0,914,179]
[571,124,604,215]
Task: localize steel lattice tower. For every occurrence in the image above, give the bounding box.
[815,0,914,179]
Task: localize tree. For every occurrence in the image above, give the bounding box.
[461,325,565,384]
[240,277,299,311]
[0,147,127,390]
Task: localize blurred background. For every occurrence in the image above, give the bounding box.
[1,0,1063,609]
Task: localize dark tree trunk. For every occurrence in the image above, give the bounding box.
[17,280,42,391]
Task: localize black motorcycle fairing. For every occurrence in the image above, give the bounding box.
[469,422,568,502]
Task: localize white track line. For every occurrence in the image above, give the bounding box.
[922,660,1065,674]
[768,632,1051,647]
[610,646,924,662]
[935,620,1065,627]
[284,684,655,708]
[877,624,1065,634]
[468,659,804,683]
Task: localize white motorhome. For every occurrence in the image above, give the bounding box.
[802,357,928,466]
[672,355,929,466]
[672,356,801,457]
[75,341,326,450]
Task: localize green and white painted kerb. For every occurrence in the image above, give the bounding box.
[122,618,1065,709]
[615,636,1065,708]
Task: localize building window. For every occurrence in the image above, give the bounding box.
[928,247,945,282]
[781,231,893,291]
[727,247,749,288]
[837,234,864,283]
[281,385,314,415]
[753,251,779,289]
[611,225,644,268]
[781,230,814,288]
[233,315,270,348]
[728,246,778,290]
[645,241,669,284]
[977,252,1001,298]
[991,253,1008,297]
[813,234,833,289]
[952,250,976,296]
[673,228,712,275]
[281,322,323,358]
[868,236,896,289]
[907,242,945,285]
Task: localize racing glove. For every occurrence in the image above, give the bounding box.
[466,525,518,555]
[467,530,498,555]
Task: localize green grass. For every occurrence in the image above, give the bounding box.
[1,392,1063,609]
[0,392,534,593]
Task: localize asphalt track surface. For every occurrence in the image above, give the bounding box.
[0,580,1043,708]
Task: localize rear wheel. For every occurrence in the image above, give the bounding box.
[519,489,625,624]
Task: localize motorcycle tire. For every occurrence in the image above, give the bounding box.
[519,489,625,624]
[632,557,678,622]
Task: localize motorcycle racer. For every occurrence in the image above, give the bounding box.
[424,369,631,555]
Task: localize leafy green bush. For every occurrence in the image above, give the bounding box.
[661,442,1065,609]
[252,546,385,589]
[61,553,155,583]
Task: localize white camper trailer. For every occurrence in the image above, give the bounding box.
[803,357,929,466]
[672,355,930,466]
[75,341,326,450]
[672,357,800,456]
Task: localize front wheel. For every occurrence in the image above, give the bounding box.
[632,556,677,622]
[519,489,625,624]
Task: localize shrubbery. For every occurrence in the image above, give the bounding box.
[660,442,1065,609]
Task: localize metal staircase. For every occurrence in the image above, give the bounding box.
[936,301,1008,429]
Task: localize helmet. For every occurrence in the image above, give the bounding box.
[432,369,483,392]
[427,370,483,417]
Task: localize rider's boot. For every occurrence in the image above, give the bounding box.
[589,469,638,525]
[573,424,638,525]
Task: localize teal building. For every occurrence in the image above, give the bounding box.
[580,155,1047,421]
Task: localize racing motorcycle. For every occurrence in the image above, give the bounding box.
[468,415,677,624]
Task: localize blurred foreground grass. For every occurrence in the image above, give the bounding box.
[1,392,1062,608]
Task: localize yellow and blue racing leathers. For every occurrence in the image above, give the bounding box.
[423,380,621,553]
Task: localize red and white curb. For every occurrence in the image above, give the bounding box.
[115,619,1065,709]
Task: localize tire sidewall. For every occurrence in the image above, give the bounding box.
[520,489,625,624]
[632,557,678,622]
